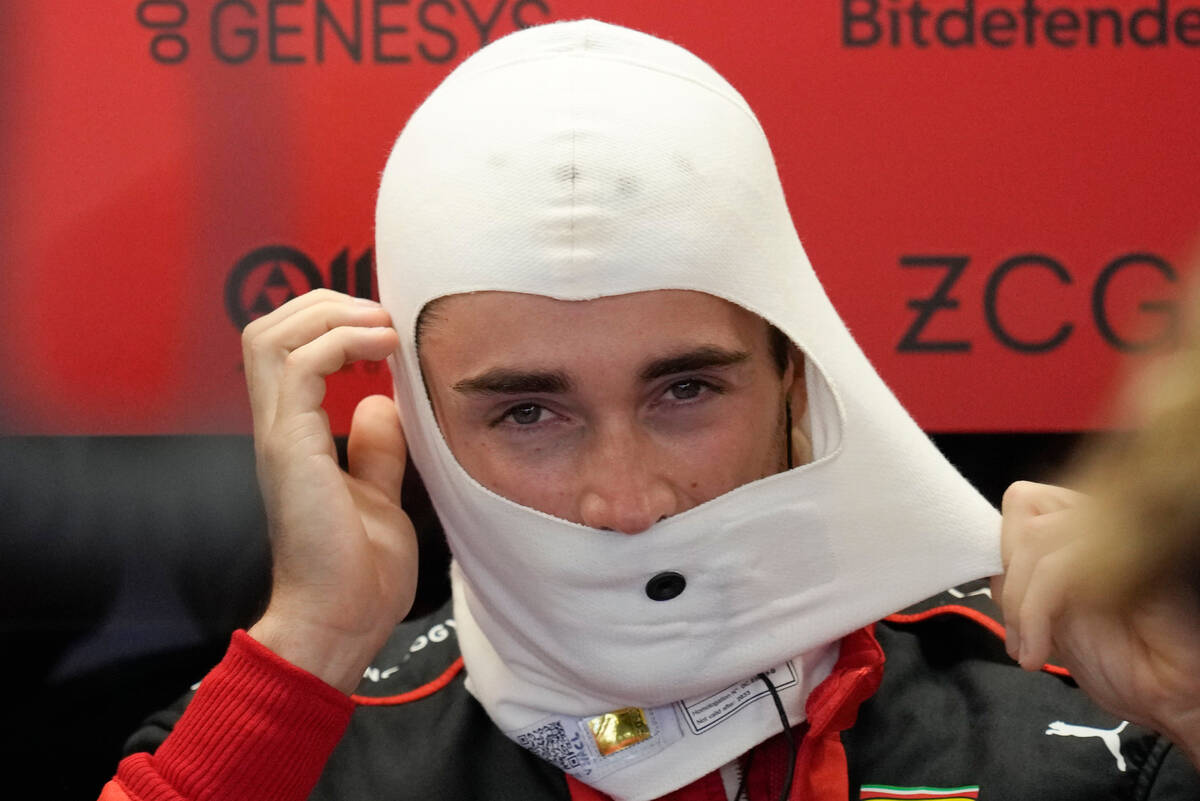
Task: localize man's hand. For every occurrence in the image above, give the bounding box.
[242,289,417,694]
[992,480,1200,767]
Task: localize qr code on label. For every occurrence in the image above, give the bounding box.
[515,721,589,772]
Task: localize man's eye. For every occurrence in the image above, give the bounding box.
[505,403,545,425]
[668,380,705,400]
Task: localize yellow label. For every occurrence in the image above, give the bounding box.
[586,707,653,756]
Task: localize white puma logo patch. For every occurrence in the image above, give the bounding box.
[1045,720,1129,772]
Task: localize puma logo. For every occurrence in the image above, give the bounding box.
[1045,720,1129,772]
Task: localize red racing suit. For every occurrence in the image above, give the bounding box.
[100,583,1200,801]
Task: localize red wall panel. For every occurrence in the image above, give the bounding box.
[4,1,1198,433]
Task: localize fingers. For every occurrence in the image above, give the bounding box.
[999,480,1085,565]
[1000,507,1075,660]
[274,326,398,422]
[997,480,1083,622]
[997,480,1091,670]
[1018,539,1092,669]
[242,289,393,432]
[243,287,381,341]
[348,395,407,507]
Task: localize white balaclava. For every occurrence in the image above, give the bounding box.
[376,19,1000,801]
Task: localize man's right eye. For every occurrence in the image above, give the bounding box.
[503,403,545,425]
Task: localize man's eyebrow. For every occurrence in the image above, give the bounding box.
[452,369,572,395]
[451,347,748,395]
[638,346,750,382]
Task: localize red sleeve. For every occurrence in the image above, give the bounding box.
[98,630,356,801]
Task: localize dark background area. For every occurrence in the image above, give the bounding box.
[0,431,1084,797]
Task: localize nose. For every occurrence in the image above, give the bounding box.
[577,426,677,534]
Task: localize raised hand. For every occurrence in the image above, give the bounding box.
[993,480,1200,768]
[242,289,417,694]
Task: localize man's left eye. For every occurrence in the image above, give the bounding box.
[668,380,705,400]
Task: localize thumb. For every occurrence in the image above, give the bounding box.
[347,394,407,506]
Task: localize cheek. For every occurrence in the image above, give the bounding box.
[454,435,583,516]
[662,397,785,499]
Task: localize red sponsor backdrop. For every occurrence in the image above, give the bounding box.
[3,1,1198,434]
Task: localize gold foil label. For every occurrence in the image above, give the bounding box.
[586,707,653,756]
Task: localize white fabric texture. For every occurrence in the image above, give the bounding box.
[375,19,1002,801]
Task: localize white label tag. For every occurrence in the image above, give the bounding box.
[677,662,798,734]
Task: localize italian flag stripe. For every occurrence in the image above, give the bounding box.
[860,786,980,799]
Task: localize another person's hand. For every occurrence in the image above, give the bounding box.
[992,480,1200,767]
[242,289,416,694]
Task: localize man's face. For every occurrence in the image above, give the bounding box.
[417,289,804,534]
